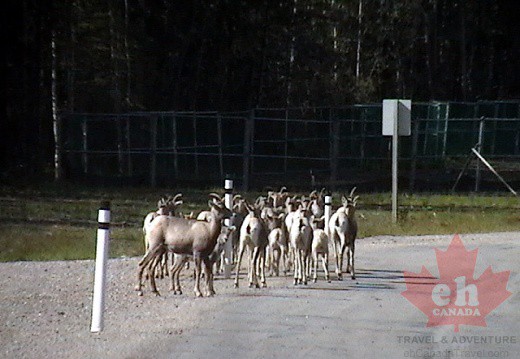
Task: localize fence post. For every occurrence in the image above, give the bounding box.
[192,112,199,178]
[116,116,124,175]
[150,115,157,187]
[217,113,224,182]
[242,110,254,191]
[172,112,179,180]
[409,119,420,191]
[125,116,133,176]
[82,116,88,174]
[475,117,485,192]
[91,201,110,333]
[284,109,289,181]
[223,178,234,278]
[330,117,340,189]
[441,102,450,159]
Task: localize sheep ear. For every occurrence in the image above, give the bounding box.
[277,213,285,219]
[341,196,348,206]
[228,225,236,232]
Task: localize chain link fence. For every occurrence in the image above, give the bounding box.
[60,101,520,192]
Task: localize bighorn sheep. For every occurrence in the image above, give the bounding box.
[196,193,223,221]
[309,188,326,218]
[267,186,288,208]
[265,211,287,276]
[289,205,313,285]
[234,202,269,288]
[142,194,183,248]
[310,216,330,283]
[142,194,183,278]
[169,225,236,295]
[328,187,359,280]
[136,197,232,297]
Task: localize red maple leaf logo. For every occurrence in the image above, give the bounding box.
[401,234,512,332]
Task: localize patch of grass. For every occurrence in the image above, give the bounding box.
[0,224,143,262]
[0,182,518,262]
[358,209,520,238]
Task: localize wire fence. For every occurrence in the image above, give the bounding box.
[60,101,520,192]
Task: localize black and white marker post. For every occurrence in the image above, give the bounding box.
[324,194,332,237]
[90,201,111,333]
[223,178,233,278]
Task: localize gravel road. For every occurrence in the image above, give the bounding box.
[1,232,519,358]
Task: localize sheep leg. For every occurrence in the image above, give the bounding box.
[250,247,259,288]
[170,255,185,294]
[350,244,356,280]
[273,248,280,277]
[203,258,215,296]
[322,252,330,282]
[312,252,318,283]
[293,249,302,285]
[148,258,161,296]
[193,255,203,297]
[234,245,246,288]
[331,238,342,280]
[268,246,274,276]
[136,244,163,295]
[259,247,267,287]
[301,251,308,285]
[346,244,351,274]
[280,246,287,276]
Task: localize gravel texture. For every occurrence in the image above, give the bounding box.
[1,232,519,358]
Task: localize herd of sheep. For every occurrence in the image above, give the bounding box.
[135,187,359,297]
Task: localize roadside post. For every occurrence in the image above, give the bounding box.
[223,178,234,278]
[324,194,332,237]
[91,201,110,333]
[383,99,411,223]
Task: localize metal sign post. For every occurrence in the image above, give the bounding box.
[383,100,411,223]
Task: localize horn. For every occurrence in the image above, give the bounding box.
[279,186,287,193]
[171,193,183,202]
[233,194,243,202]
[349,187,357,198]
[157,198,166,208]
[208,193,222,202]
[309,190,318,199]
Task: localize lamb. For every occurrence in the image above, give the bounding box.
[328,187,359,280]
[310,216,330,283]
[309,188,326,218]
[136,197,232,297]
[234,202,269,288]
[289,205,313,285]
[169,225,236,295]
[265,211,287,276]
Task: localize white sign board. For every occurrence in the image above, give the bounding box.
[382,99,411,136]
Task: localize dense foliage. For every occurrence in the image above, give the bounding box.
[1,0,519,176]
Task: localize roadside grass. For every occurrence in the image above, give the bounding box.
[0,183,518,262]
